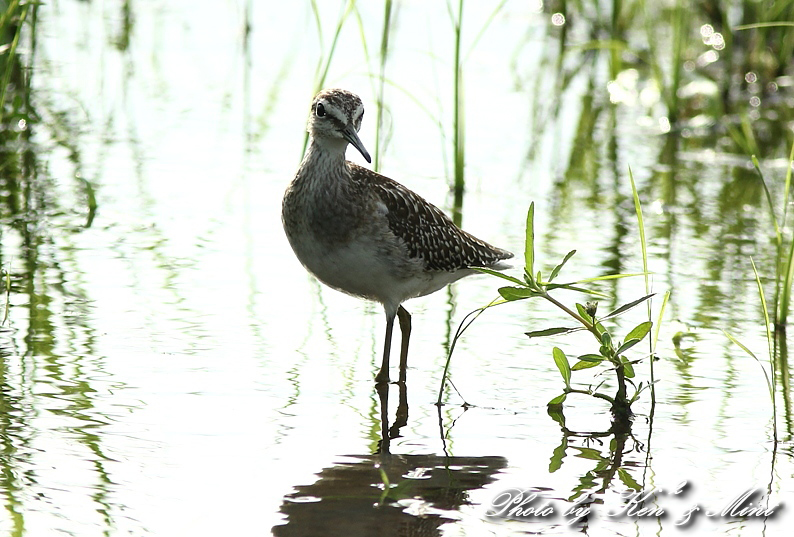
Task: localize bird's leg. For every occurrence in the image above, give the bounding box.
[396,306,411,383]
[389,379,408,440]
[376,309,396,384]
[375,382,391,454]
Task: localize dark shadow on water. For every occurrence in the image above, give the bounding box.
[272,453,508,537]
[273,381,506,536]
[375,381,409,455]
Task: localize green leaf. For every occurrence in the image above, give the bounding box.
[553,347,571,388]
[549,250,576,282]
[575,303,592,323]
[472,267,525,286]
[618,468,642,491]
[601,293,656,321]
[577,353,604,362]
[616,338,641,354]
[525,202,535,277]
[526,326,578,338]
[575,447,604,461]
[620,357,635,378]
[572,360,601,371]
[594,322,606,335]
[498,286,537,301]
[547,404,566,427]
[548,393,567,406]
[549,437,567,473]
[600,331,612,346]
[625,320,653,342]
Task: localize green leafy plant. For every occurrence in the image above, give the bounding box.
[439,202,655,420]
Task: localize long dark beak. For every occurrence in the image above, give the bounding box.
[341,124,372,163]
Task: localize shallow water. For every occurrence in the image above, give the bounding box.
[1,1,792,536]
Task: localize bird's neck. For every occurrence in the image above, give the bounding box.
[301,137,350,173]
[293,138,353,200]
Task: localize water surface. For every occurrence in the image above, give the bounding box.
[0,1,792,536]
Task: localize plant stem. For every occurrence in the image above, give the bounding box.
[565,388,614,404]
[541,292,599,339]
[543,290,631,416]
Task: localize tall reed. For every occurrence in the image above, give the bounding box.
[724,258,778,444]
[0,0,29,121]
[775,142,794,326]
[373,0,393,172]
[302,0,357,158]
[448,0,465,225]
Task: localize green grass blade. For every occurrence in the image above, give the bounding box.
[781,230,794,325]
[544,284,611,298]
[752,155,783,246]
[2,269,10,325]
[464,0,508,59]
[723,330,775,433]
[629,167,650,295]
[739,257,777,442]
[734,22,794,30]
[448,0,465,221]
[568,273,648,284]
[652,291,671,350]
[782,136,794,225]
[525,202,535,277]
[601,293,656,321]
[750,258,774,366]
[549,250,576,282]
[372,0,393,172]
[301,0,357,157]
[471,267,525,286]
[629,165,657,405]
[778,140,794,324]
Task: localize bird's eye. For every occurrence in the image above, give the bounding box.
[315,103,326,118]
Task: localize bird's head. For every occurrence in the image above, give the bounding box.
[307,89,371,163]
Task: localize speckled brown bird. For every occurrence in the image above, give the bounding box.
[282,89,512,383]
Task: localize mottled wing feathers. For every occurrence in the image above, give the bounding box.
[349,163,513,272]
